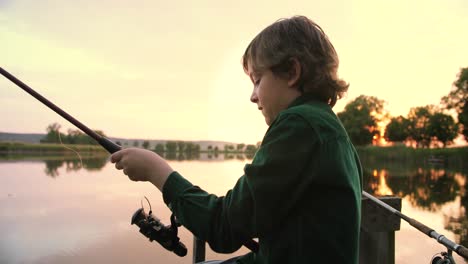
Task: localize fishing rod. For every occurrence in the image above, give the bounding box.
[3,67,466,260]
[0,67,121,154]
[362,191,468,261]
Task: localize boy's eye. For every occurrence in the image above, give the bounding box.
[254,79,261,86]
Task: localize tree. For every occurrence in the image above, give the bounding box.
[459,104,468,140]
[407,106,434,148]
[165,141,177,152]
[237,143,245,152]
[66,129,80,144]
[245,144,257,153]
[224,144,235,152]
[337,95,386,146]
[133,141,139,147]
[427,112,458,147]
[154,143,165,154]
[189,143,201,153]
[41,123,66,143]
[185,142,196,153]
[66,129,99,145]
[142,140,150,149]
[403,106,458,147]
[177,141,186,153]
[442,67,468,140]
[385,116,411,142]
[41,124,105,145]
[47,123,61,133]
[442,67,468,111]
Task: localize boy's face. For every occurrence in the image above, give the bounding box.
[247,61,300,126]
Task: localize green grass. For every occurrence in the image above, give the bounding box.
[356,145,468,174]
[0,141,108,154]
[356,144,468,160]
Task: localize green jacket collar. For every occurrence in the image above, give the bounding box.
[287,93,325,109]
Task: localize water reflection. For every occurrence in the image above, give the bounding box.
[1,153,467,263]
[38,153,255,177]
[367,169,393,196]
[361,155,468,250]
[162,152,255,161]
[365,167,462,211]
[44,157,108,177]
[0,155,250,264]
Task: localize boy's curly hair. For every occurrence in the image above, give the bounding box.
[242,16,348,107]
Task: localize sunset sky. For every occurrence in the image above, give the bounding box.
[1,0,467,144]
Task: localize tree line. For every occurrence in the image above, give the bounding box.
[40,124,259,154]
[120,141,259,155]
[338,67,468,147]
[40,123,107,145]
[120,140,202,154]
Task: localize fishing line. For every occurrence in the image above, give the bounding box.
[56,128,84,169]
[141,196,153,215]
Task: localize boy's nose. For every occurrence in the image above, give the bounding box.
[250,90,258,103]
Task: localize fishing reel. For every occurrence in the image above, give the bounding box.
[431,250,456,264]
[131,198,187,257]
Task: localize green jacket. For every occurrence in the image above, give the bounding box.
[163,94,363,264]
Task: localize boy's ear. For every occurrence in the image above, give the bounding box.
[287,58,301,88]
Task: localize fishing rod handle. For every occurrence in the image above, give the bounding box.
[407,218,434,237]
[97,137,122,154]
[456,245,468,259]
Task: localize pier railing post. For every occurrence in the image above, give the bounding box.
[359,196,401,264]
[193,236,206,263]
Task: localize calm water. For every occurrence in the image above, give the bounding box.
[0,154,466,264]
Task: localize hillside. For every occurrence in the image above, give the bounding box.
[0,132,45,143]
[0,132,249,151]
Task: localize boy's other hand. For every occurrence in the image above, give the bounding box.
[110,148,174,191]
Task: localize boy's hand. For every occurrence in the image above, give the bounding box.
[110,148,174,191]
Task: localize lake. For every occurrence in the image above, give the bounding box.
[0,153,467,264]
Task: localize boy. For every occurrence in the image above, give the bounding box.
[111,15,362,264]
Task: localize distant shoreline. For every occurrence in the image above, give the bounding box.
[0,142,257,155]
[0,131,256,151]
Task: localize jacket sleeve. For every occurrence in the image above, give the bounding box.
[162,171,255,253]
[162,113,316,252]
